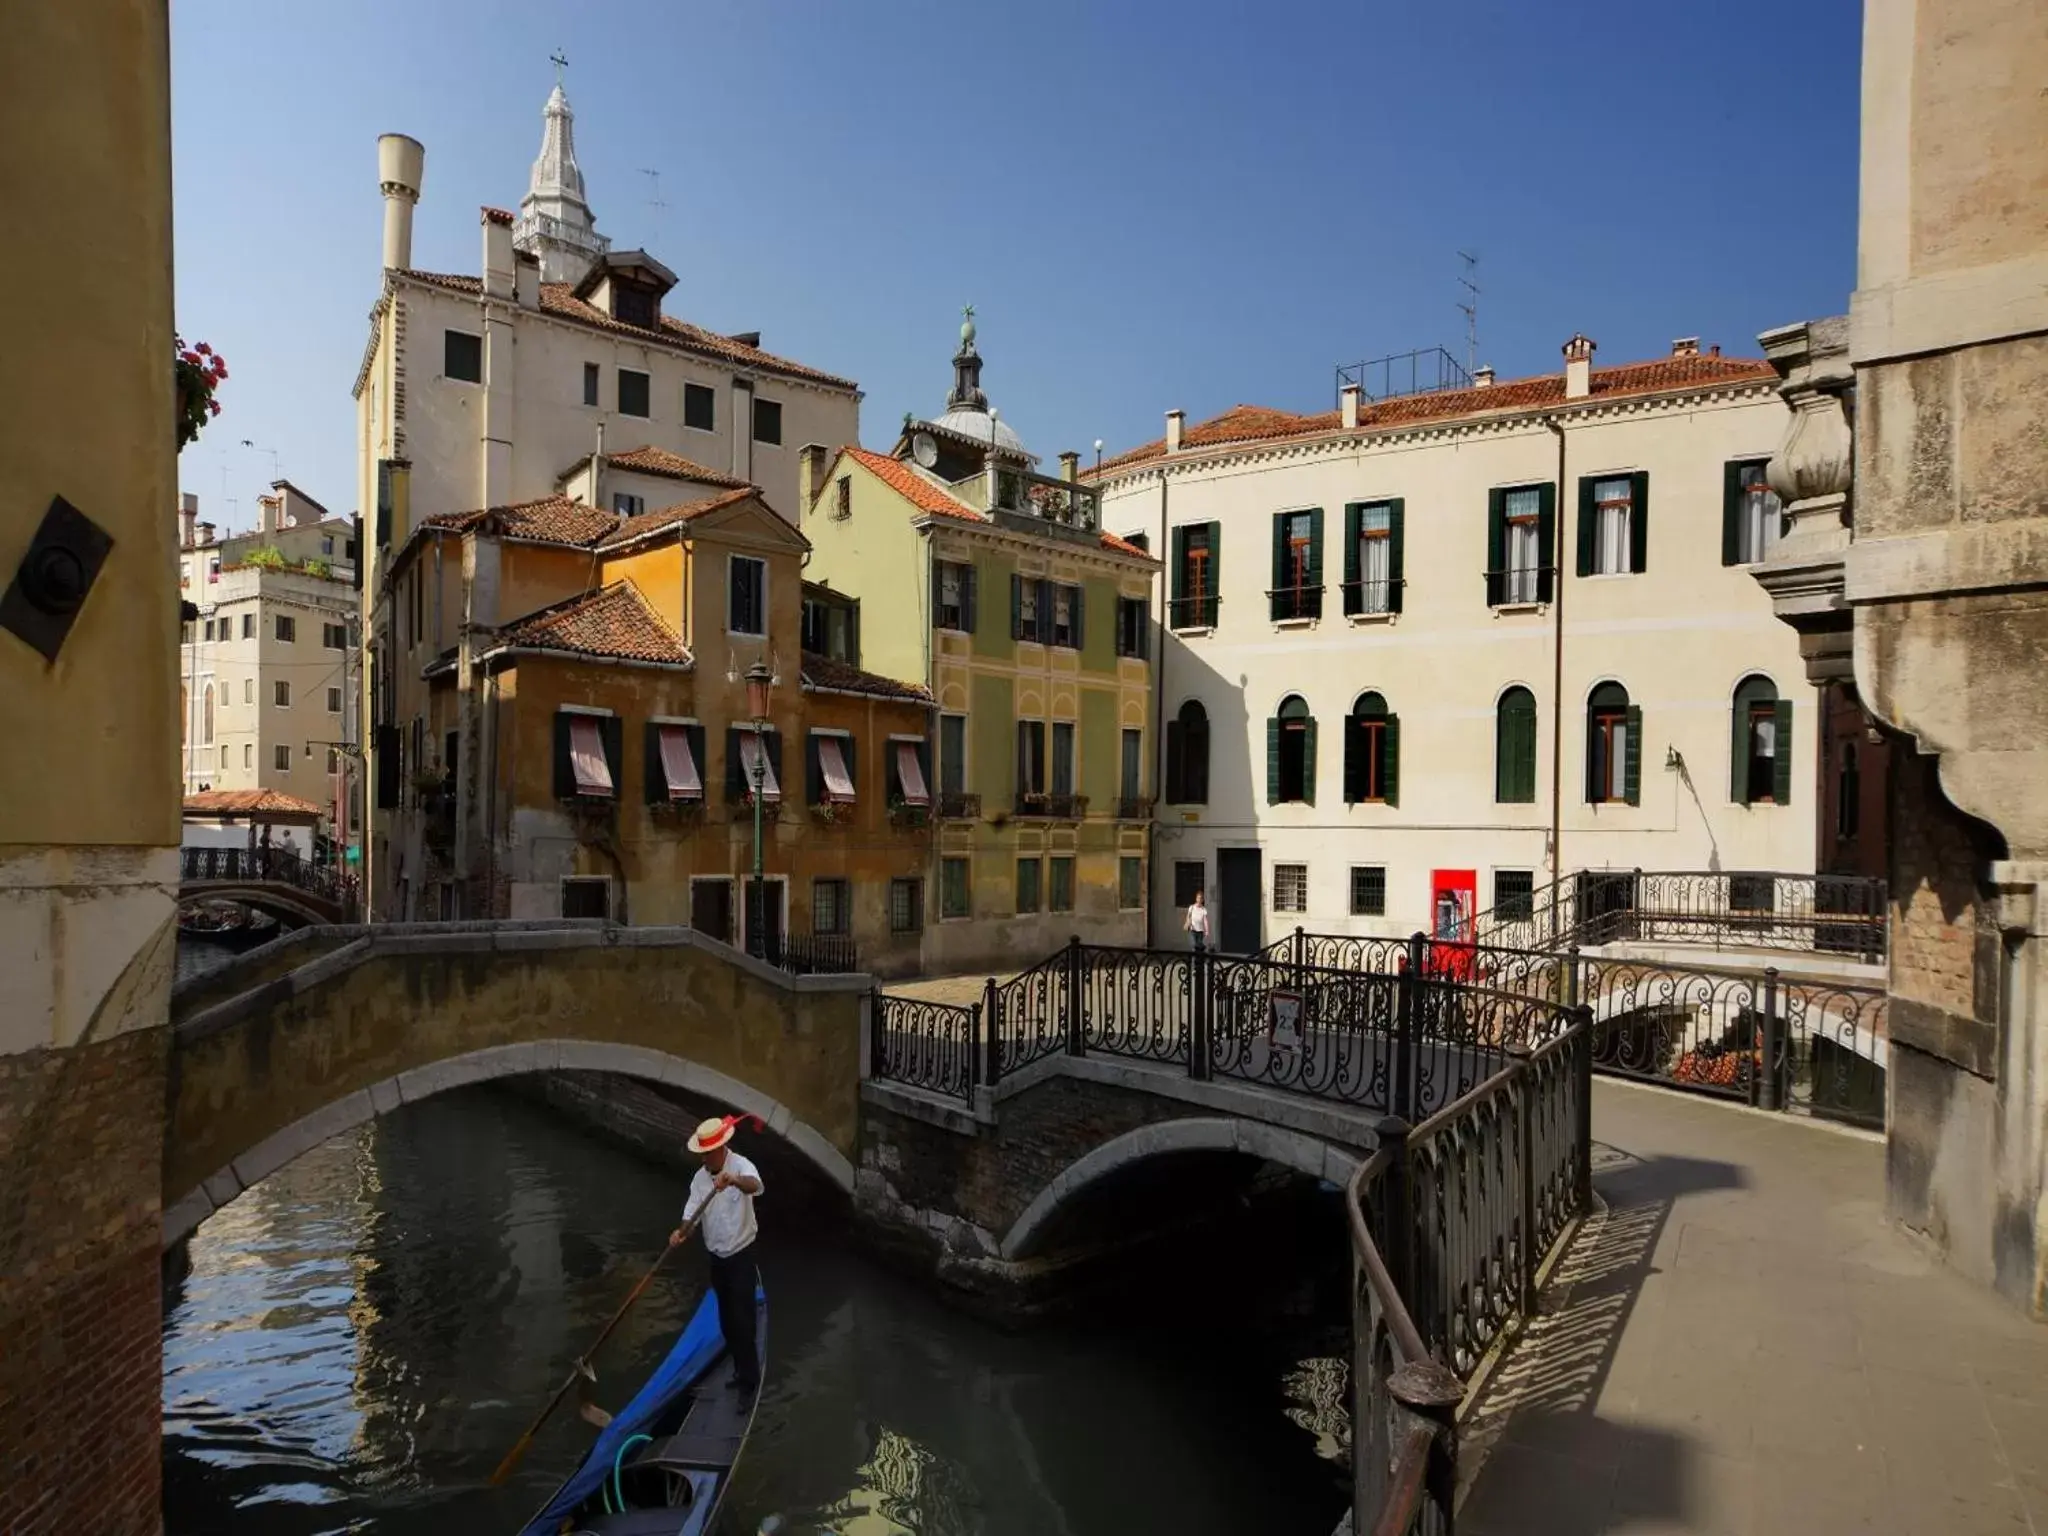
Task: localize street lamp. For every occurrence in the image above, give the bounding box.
[745,659,773,958]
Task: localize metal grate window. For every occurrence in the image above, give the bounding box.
[812,878,850,937]
[1493,870,1534,923]
[1274,863,1309,914]
[889,878,924,934]
[1350,866,1386,917]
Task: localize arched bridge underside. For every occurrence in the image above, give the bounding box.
[180,879,351,927]
[165,922,869,1247]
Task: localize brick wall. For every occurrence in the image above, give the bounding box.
[0,1028,168,1536]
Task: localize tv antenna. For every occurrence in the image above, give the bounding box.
[640,169,669,253]
[1455,251,1480,375]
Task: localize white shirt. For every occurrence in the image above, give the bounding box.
[683,1153,761,1258]
[1186,902,1210,935]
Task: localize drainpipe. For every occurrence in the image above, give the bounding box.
[1543,416,1567,935]
[1148,465,1168,950]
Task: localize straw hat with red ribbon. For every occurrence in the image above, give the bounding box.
[688,1113,764,1154]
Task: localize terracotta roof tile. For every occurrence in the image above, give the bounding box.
[424,494,620,547]
[605,446,750,489]
[842,446,981,521]
[481,206,514,226]
[496,581,691,666]
[1093,353,1779,475]
[1097,529,1152,558]
[800,654,932,703]
[397,271,857,390]
[182,789,325,819]
[597,488,759,549]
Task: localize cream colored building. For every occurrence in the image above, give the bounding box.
[1095,336,1814,953]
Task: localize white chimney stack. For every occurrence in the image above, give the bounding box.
[1670,337,1700,358]
[514,250,540,308]
[1165,409,1185,454]
[1472,365,1495,388]
[1563,333,1596,400]
[481,207,515,299]
[258,494,279,537]
[1340,383,1362,430]
[179,492,198,547]
[377,133,425,272]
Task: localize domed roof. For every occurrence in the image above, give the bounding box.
[931,407,1027,456]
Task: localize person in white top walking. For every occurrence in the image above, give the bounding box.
[1183,888,1211,953]
[670,1115,765,1395]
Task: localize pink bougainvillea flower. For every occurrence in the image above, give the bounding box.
[195,342,212,356]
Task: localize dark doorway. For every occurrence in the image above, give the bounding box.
[1217,847,1263,955]
[691,877,734,944]
[747,877,783,962]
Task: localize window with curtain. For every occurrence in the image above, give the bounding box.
[1343,691,1397,804]
[1724,461,1784,565]
[1270,509,1322,620]
[1496,686,1538,803]
[1731,674,1792,806]
[1586,682,1638,805]
[1016,857,1042,914]
[1353,503,1393,613]
[1505,487,1543,602]
[1593,478,1633,574]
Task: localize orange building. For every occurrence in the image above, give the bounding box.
[368,460,933,976]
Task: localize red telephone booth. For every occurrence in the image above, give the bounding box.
[1428,868,1477,981]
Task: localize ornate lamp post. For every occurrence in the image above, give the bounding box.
[745,659,773,958]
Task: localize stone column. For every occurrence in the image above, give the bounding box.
[1753,317,1856,685]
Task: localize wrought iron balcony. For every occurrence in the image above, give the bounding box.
[1168,594,1220,629]
[1014,792,1088,819]
[1341,578,1402,616]
[937,791,981,820]
[986,465,1101,537]
[1268,585,1324,622]
[1116,795,1155,821]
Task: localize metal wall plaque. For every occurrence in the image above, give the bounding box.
[1,495,114,662]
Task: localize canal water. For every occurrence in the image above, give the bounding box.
[161,1082,1352,1535]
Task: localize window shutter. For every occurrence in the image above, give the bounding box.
[1016,720,1030,797]
[1342,715,1362,804]
[1010,574,1023,640]
[686,726,706,800]
[375,460,393,547]
[1270,513,1287,596]
[1536,483,1557,604]
[1629,471,1649,574]
[766,729,784,798]
[1205,521,1222,625]
[601,717,623,796]
[1342,504,1362,614]
[1623,705,1643,806]
[1072,585,1086,651]
[1265,717,1281,805]
[553,714,574,799]
[1585,711,1600,804]
[1772,699,1794,806]
[1300,716,1318,806]
[929,554,940,628]
[1387,499,1406,614]
[645,722,664,805]
[1576,476,1597,577]
[1036,579,1053,645]
[729,559,746,631]
[1165,719,1184,803]
[806,733,823,805]
[1171,526,1188,613]
[1383,713,1400,808]
[1306,508,1324,588]
[846,735,858,792]
[964,564,978,634]
[1730,695,1749,804]
[726,727,745,798]
[1486,489,1506,606]
[376,723,401,808]
[1721,461,1745,566]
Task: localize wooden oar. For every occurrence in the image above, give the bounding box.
[489,1223,694,1486]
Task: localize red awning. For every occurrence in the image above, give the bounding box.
[894,741,930,806]
[819,736,855,801]
[657,724,702,801]
[568,717,614,797]
[738,729,781,801]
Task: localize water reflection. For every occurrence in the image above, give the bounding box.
[163,1086,1349,1535]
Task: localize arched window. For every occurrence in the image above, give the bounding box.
[1267,695,1316,805]
[1343,691,1399,805]
[1837,742,1860,838]
[1731,674,1791,806]
[202,684,215,746]
[1585,682,1637,805]
[1496,686,1538,803]
[1165,699,1210,805]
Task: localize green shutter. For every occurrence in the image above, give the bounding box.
[1171,525,1188,615]
[1721,461,1745,566]
[1536,483,1557,604]
[1624,705,1643,806]
[1773,699,1794,806]
[1270,513,1287,620]
[963,563,978,634]
[1265,717,1281,804]
[1383,713,1399,808]
[726,727,744,798]
[1498,694,1536,804]
[1306,507,1324,588]
[1486,489,1506,605]
[766,728,784,799]
[1206,521,1222,625]
[1630,471,1650,574]
[1300,716,1318,806]
[553,713,574,799]
[1037,579,1053,645]
[644,722,664,804]
[1731,693,1750,804]
[1010,574,1023,639]
[1072,584,1086,652]
[601,716,623,796]
[1342,504,1362,614]
[805,734,823,805]
[1387,499,1405,614]
[1576,476,1597,577]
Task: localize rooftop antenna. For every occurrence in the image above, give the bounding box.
[241,438,281,483]
[639,168,668,253]
[1455,251,1480,375]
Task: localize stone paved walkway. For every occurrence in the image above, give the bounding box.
[1459,1079,2048,1535]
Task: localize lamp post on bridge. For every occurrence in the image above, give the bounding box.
[745,659,773,960]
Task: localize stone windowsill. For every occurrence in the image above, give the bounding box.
[1492,601,1549,617]
[1347,610,1397,627]
[1172,625,1215,639]
[1273,617,1318,632]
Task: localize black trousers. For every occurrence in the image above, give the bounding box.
[707,1245,760,1388]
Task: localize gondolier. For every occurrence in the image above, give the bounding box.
[672,1115,764,1396]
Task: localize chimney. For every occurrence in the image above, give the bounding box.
[197,521,216,546]
[1165,409,1185,454]
[1670,337,1700,358]
[1472,365,1495,388]
[481,207,515,299]
[1563,333,1596,399]
[258,494,279,537]
[1709,344,1721,357]
[514,250,540,308]
[799,444,828,512]
[1340,383,1362,430]
[377,133,425,272]
[179,492,198,547]
[1059,450,1079,482]
[728,331,762,349]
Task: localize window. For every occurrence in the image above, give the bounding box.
[1723,460,1783,565]
[614,492,645,518]
[834,476,852,519]
[618,368,650,418]
[726,725,782,802]
[1115,595,1149,658]
[1119,856,1143,911]
[1269,508,1323,620]
[807,731,857,805]
[648,722,705,803]
[1578,473,1648,576]
[890,877,925,934]
[1171,522,1220,628]
[323,622,346,649]
[1121,728,1143,801]
[1343,501,1403,615]
[752,397,783,446]
[1012,576,1048,643]
[812,878,850,937]
[1166,699,1210,804]
[1049,856,1075,913]
[1493,870,1535,923]
[274,680,291,707]
[1487,484,1555,606]
[327,748,342,774]
[1837,743,1861,838]
[1586,682,1640,805]
[1016,857,1042,914]
[327,686,343,714]
[941,857,970,919]
[939,714,967,797]
[582,362,600,407]
[243,613,255,639]
[1274,864,1309,914]
[1495,686,1538,803]
[1049,584,1082,648]
[273,744,291,772]
[243,677,253,704]
[204,618,217,642]
[444,329,483,383]
[220,745,228,770]
[1016,719,1047,800]
[243,743,253,768]
[728,556,766,634]
[1350,866,1386,917]
[1051,723,1075,798]
[1343,691,1398,805]
[684,382,715,431]
[1731,674,1793,806]
[1173,860,1206,908]
[321,535,335,556]
[614,285,657,328]
[934,560,975,633]
[1121,531,1150,554]
[802,595,858,661]
[556,712,621,800]
[276,614,296,643]
[1267,695,1316,805]
[891,735,930,805]
[562,878,610,920]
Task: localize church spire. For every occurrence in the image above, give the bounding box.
[947,304,987,413]
[512,59,610,285]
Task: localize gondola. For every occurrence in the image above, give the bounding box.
[518,1284,767,1536]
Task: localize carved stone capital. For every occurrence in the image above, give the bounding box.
[1752,317,1856,684]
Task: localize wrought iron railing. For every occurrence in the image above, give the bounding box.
[871,992,979,1103]
[1114,795,1154,821]
[1013,792,1088,819]
[1267,585,1324,622]
[180,846,360,910]
[936,791,981,820]
[1167,594,1219,629]
[1341,577,1402,617]
[773,933,861,976]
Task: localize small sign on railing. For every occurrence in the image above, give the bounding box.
[1269,988,1303,1053]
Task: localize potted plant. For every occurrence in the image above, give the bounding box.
[175,337,229,448]
[888,795,930,829]
[812,798,851,826]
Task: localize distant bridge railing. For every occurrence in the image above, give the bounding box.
[179,846,360,914]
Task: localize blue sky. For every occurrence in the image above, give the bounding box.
[172,0,1862,532]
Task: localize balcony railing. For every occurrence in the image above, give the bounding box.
[1014,792,1088,819]
[936,791,980,820]
[1115,795,1154,821]
[988,465,1101,534]
[1485,564,1552,607]
[1341,577,1402,616]
[1167,594,1219,629]
[1267,585,1324,622]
